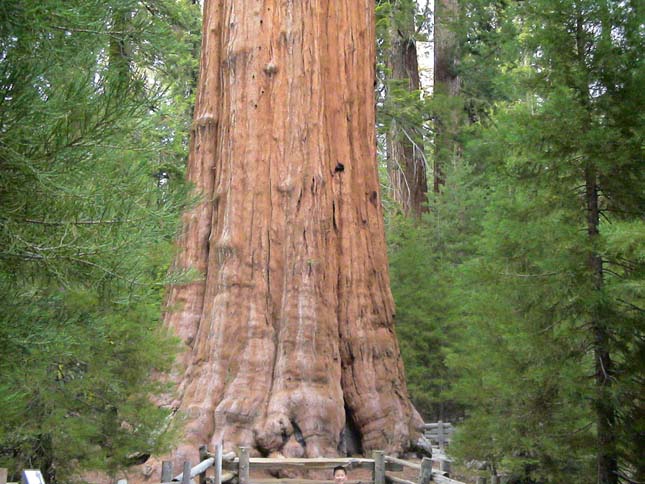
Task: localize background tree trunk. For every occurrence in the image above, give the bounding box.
[385,1,428,217]
[160,0,422,471]
[432,0,460,193]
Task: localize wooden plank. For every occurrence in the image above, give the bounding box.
[161,461,173,483]
[223,458,375,471]
[174,458,215,482]
[214,442,223,484]
[208,451,237,462]
[199,446,209,484]
[385,475,415,484]
[161,472,234,484]
[0,468,7,484]
[248,480,370,484]
[383,456,420,471]
[432,473,465,484]
[20,471,44,484]
[239,447,250,484]
[431,450,452,463]
[423,423,453,429]
[438,422,445,450]
[372,451,384,484]
[418,457,432,484]
[181,462,192,484]
[439,459,451,475]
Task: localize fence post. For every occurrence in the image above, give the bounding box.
[214,443,223,484]
[199,446,209,484]
[181,461,191,484]
[372,450,385,484]
[418,457,433,484]
[0,468,7,484]
[161,461,173,483]
[439,458,451,476]
[438,421,445,450]
[239,447,250,484]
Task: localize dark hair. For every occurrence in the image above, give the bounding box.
[333,466,347,476]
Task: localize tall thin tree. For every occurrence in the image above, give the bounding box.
[432,0,460,193]
[385,0,428,217]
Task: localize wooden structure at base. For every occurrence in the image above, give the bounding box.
[422,422,454,449]
[158,445,464,484]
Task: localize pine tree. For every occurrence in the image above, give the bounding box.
[0,1,201,481]
[445,1,644,482]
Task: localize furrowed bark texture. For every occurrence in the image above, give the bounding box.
[385,4,428,217]
[160,0,422,470]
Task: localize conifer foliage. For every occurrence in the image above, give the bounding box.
[386,1,643,482]
[451,2,642,482]
[0,1,200,481]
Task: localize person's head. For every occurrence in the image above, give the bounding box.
[333,466,347,484]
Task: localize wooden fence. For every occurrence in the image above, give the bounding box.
[0,447,491,484]
[0,423,472,484]
[158,444,464,484]
[423,422,454,449]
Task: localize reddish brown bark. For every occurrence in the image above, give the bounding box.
[151,0,422,476]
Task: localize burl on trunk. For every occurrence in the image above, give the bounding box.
[162,0,422,466]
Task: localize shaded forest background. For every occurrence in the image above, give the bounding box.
[0,1,642,484]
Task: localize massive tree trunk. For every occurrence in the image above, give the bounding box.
[432,0,460,193]
[158,0,422,472]
[385,1,428,217]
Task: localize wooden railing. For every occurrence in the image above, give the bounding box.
[0,449,469,484]
[423,422,454,449]
[159,445,466,484]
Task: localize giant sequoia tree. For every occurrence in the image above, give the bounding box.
[160,0,422,468]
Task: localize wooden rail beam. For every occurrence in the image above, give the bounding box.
[223,457,376,471]
[249,480,370,484]
[174,458,214,482]
[383,456,420,471]
[432,473,464,484]
[385,476,416,484]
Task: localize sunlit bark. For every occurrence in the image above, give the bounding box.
[152,1,422,477]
